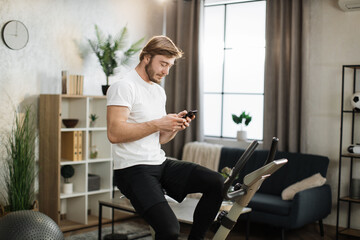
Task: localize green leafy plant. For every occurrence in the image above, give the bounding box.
[88,24,145,86]
[220,166,238,184]
[220,167,232,179]
[2,105,37,212]
[89,113,99,122]
[232,111,252,130]
[61,165,75,183]
[89,114,99,127]
[90,146,98,159]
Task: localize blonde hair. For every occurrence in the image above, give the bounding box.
[139,36,183,61]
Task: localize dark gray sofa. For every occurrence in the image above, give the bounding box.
[218,147,332,239]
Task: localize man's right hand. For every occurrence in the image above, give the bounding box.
[155,114,186,132]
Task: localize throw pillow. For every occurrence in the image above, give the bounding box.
[281,173,326,200]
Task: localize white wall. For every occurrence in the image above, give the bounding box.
[303,0,360,228]
[0,0,163,203]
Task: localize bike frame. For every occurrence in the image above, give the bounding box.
[213,137,287,240]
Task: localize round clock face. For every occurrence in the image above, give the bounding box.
[2,20,29,50]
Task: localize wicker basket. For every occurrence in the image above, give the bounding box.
[0,200,39,217]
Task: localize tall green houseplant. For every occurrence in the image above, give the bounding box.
[2,105,37,212]
[88,24,144,94]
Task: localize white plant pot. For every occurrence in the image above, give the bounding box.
[62,183,73,194]
[237,130,247,141]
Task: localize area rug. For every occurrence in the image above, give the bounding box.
[65,220,152,240]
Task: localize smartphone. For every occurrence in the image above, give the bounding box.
[183,110,198,119]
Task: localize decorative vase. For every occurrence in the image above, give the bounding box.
[62,183,73,194]
[237,130,247,141]
[90,150,98,159]
[102,85,110,95]
[90,145,98,159]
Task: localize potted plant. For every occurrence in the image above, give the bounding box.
[232,111,252,141]
[220,167,232,179]
[1,105,37,214]
[220,167,239,193]
[88,24,144,95]
[61,165,75,194]
[90,145,98,159]
[89,113,98,127]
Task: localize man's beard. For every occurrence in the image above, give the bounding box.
[145,59,164,84]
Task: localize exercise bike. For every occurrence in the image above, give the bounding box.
[211,137,287,240]
[109,137,287,240]
[147,137,287,240]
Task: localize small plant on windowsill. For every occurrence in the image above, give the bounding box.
[232,111,252,141]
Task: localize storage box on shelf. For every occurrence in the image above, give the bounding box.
[88,161,112,191]
[88,174,101,192]
[39,94,114,232]
[337,65,360,239]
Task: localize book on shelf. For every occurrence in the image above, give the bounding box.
[77,131,83,160]
[61,71,84,95]
[61,71,67,94]
[61,131,83,161]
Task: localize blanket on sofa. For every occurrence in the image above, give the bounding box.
[182,141,223,171]
[182,141,223,199]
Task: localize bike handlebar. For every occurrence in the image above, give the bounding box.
[264,137,279,165]
[222,137,280,201]
[222,140,258,200]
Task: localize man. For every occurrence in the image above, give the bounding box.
[107,36,224,240]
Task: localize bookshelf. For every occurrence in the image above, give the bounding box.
[38,94,116,231]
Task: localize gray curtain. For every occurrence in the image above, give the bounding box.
[162,0,202,159]
[263,0,309,152]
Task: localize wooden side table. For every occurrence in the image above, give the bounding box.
[98,197,251,240]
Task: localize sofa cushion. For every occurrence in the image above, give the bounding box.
[259,152,329,195]
[281,173,326,200]
[248,193,292,216]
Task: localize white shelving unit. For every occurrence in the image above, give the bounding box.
[39,94,113,231]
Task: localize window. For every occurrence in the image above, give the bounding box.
[203,0,266,140]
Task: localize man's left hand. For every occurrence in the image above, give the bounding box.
[178,110,195,129]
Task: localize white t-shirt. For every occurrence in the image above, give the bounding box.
[107,69,167,169]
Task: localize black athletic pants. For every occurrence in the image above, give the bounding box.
[142,165,224,240]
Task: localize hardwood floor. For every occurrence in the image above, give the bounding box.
[64,216,351,240]
[205,220,335,240]
[190,219,337,240]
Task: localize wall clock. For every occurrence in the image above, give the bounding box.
[2,20,29,50]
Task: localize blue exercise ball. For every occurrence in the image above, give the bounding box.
[0,210,64,240]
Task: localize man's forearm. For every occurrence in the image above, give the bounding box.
[108,120,159,144]
[159,130,178,144]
